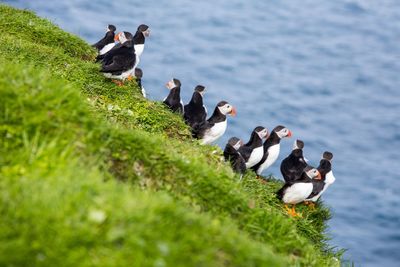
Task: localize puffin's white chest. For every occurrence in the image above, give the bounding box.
[99,43,115,55]
[134,44,145,57]
[283,182,313,204]
[245,146,264,168]
[325,171,336,185]
[256,144,280,174]
[201,120,227,145]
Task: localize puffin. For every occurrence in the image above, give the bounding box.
[280,139,307,183]
[277,166,322,216]
[134,68,146,98]
[252,125,292,176]
[238,126,269,169]
[92,24,116,52]
[223,137,246,176]
[100,31,136,82]
[305,151,336,203]
[96,27,121,62]
[184,85,207,128]
[192,101,236,145]
[163,78,184,114]
[132,24,150,69]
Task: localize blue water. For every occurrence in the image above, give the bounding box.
[4,0,400,266]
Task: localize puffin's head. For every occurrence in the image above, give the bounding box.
[273,125,292,139]
[137,24,150,37]
[292,139,304,150]
[114,31,133,43]
[166,78,181,89]
[194,85,206,96]
[108,24,116,32]
[217,101,236,116]
[304,166,322,180]
[228,137,243,150]
[322,151,333,162]
[254,126,269,139]
[134,68,143,79]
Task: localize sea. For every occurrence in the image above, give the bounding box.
[3,0,399,266]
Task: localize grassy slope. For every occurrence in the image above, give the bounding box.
[0,5,341,267]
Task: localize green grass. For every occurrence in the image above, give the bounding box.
[0,4,342,266]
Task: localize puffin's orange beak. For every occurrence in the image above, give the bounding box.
[316,171,322,180]
[287,130,292,138]
[114,32,120,42]
[230,107,237,116]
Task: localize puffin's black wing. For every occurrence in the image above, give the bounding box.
[307,179,325,199]
[276,182,292,200]
[224,145,246,174]
[234,152,246,174]
[238,145,253,162]
[280,156,306,183]
[92,31,114,51]
[191,121,212,139]
[251,149,268,172]
[100,45,135,74]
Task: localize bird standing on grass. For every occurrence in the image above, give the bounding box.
[277,166,322,217]
[132,24,150,69]
[252,125,292,176]
[163,78,184,114]
[92,24,116,52]
[100,31,136,84]
[280,139,307,183]
[224,137,246,177]
[184,85,207,128]
[192,101,236,145]
[305,151,335,207]
[238,126,269,169]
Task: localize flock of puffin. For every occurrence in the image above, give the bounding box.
[92,24,336,216]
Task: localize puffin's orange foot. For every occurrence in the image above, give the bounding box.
[127,75,134,81]
[285,205,300,217]
[112,79,124,86]
[290,206,302,217]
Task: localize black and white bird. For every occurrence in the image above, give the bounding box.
[252,125,292,176]
[223,137,246,176]
[306,151,336,203]
[92,24,116,52]
[100,31,136,81]
[280,139,307,183]
[134,68,146,98]
[192,101,236,145]
[132,24,150,69]
[184,85,207,128]
[96,28,120,62]
[163,78,184,114]
[277,166,322,216]
[238,126,269,169]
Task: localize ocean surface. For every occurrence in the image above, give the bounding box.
[3,0,400,266]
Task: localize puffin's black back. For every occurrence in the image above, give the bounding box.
[184,91,206,127]
[280,149,307,183]
[163,87,183,114]
[307,179,325,199]
[224,144,246,174]
[92,31,115,51]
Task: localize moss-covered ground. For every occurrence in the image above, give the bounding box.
[0,4,341,266]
